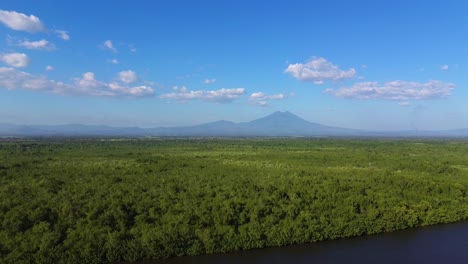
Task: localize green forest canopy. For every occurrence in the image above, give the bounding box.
[1,138,468,263]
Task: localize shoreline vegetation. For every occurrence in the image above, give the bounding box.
[1,138,468,263]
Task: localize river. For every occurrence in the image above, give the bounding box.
[134,221,468,264]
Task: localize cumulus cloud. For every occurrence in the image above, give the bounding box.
[110,59,119,64]
[55,30,70,40]
[74,72,152,97]
[160,86,245,103]
[248,92,285,106]
[101,40,117,52]
[0,10,45,33]
[204,78,216,84]
[0,53,30,68]
[284,56,356,84]
[18,39,55,50]
[0,67,67,93]
[324,80,455,100]
[440,64,449,70]
[249,92,285,100]
[118,70,137,84]
[45,65,54,71]
[0,67,154,97]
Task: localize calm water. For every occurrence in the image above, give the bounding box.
[136,221,468,264]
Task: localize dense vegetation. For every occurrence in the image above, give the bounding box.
[1,138,468,263]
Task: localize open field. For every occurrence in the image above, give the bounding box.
[1,138,468,263]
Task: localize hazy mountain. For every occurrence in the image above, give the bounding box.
[144,111,359,136]
[1,111,467,137]
[237,111,357,136]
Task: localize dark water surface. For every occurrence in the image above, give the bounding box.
[136,221,468,264]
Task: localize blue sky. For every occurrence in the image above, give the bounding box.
[0,0,467,130]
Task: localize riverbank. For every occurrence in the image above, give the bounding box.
[136,220,468,264]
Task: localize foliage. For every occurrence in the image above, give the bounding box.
[1,138,468,263]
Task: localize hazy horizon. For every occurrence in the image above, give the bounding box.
[3,111,468,133]
[1,1,467,131]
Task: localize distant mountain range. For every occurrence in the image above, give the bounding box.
[1,111,468,137]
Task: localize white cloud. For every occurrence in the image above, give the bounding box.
[18,39,55,50]
[110,59,119,64]
[129,45,137,53]
[253,101,268,107]
[45,65,54,71]
[161,87,245,102]
[55,30,70,40]
[0,67,154,97]
[0,53,30,68]
[204,78,216,84]
[101,40,117,52]
[324,80,455,100]
[249,92,285,100]
[75,72,100,89]
[74,72,151,97]
[0,10,45,33]
[118,70,137,84]
[284,56,356,84]
[248,92,285,106]
[172,86,188,92]
[249,92,264,99]
[0,67,67,93]
[107,82,153,97]
[399,101,411,106]
[440,64,449,70]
